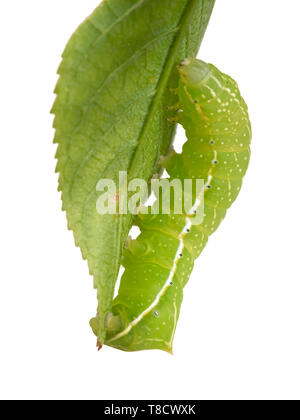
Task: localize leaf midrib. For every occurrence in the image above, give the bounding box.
[128,0,202,179]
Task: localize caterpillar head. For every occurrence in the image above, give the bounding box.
[178,58,211,86]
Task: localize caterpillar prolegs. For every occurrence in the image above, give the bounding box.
[91,58,252,352]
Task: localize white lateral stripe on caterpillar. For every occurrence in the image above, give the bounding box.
[203,84,217,97]
[209,75,223,89]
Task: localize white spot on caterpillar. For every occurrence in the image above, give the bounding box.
[228,177,232,201]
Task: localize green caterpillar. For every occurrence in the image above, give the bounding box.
[91,58,252,352]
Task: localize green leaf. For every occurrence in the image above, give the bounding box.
[52,0,215,344]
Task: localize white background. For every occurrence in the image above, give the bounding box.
[0,0,299,400]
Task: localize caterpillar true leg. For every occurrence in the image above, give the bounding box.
[91,59,252,352]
